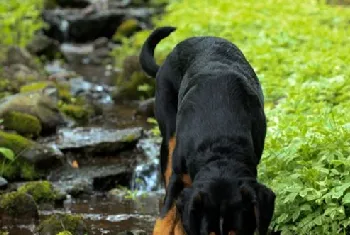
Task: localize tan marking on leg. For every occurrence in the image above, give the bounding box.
[164,136,176,187]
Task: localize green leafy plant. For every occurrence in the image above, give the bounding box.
[0,0,45,47]
[0,146,15,177]
[117,186,148,200]
[116,0,350,233]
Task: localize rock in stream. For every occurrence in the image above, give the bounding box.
[47,126,143,154]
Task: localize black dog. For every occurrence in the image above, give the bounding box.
[140,26,276,235]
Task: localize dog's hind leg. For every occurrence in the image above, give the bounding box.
[153,64,186,235]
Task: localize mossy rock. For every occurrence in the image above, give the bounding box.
[114,55,155,100]
[20,81,54,93]
[17,181,61,204]
[59,104,94,124]
[0,191,39,219]
[114,19,141,42]
[2,111,42,138]
[0,131,60,181]
[56,231,72,235]
[56,82,73,103]
[0,130,34,155]
[37,214,88,235]
[0,86,65,134]
[0,157,39,181]
[115,71,155,101]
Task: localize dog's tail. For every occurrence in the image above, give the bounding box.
[139,26,176,77]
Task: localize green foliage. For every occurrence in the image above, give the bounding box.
[56,231,73,235]
[117,0,350,233]
[0,0,45,47]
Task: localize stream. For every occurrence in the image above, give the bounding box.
[1,41,163,234]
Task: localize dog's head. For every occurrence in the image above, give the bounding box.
[176,179,275,235]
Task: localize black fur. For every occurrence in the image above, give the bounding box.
[139,26,276,235]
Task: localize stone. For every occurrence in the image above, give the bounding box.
[0,177,8,190]
[52,126,143,154]
[17,181,64,204]
[134,97,155,117]
[0,191,39,221]
[93,37,109,50]
[3,46,40,70]
[42,8,156,43]
[0,85,66,134]
[26,34,61,60]
[0,131,63,180]
[37,214,87,235]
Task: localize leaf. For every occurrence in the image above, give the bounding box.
[0,147,15,161]
[342,193,350,205]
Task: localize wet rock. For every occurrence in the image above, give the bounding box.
[49,164,133,192]
[0,177,8,190]
[0,85,66,134]
[2,64,41,84]
[69,77,114,105]
[3,46,40,70]
[93,37,109,50]
[60,43,94,64]
[37,214,87,235]
[88,47,112,65]
[52,126,143,154]
[134,97,155,117]
[42,8,156,43]
[117,230,147,235]
[0,191,39,221]
[26,34,61,60]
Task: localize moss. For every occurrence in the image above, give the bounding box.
[44,0,58,9]
[114,19,140,41]
[56,232,73,235]
[0,131,39,180]
[116,71,155,100]
[1,159,39,181]
[20,81,54,93]
[56,83,72,103]
[17,181,58,204]
[121,134,138,142]
[0,232,9,235]
[2,111,42,138]
[0,131,34,155]
[59,104,93,124]
[19,161,38,180]
[37,214,87,235]
[0,191,38,217]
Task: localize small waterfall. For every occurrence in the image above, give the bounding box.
[131,137,161,192]
[59,19,70,42]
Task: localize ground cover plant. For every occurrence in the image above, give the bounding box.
[114,0,350,234]
[0,0,44,47]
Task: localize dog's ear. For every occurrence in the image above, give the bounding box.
[240,182,276,235]
[254,183,276,235]
[176,188,203,235]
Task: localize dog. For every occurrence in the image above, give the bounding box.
[139,26,276,235]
